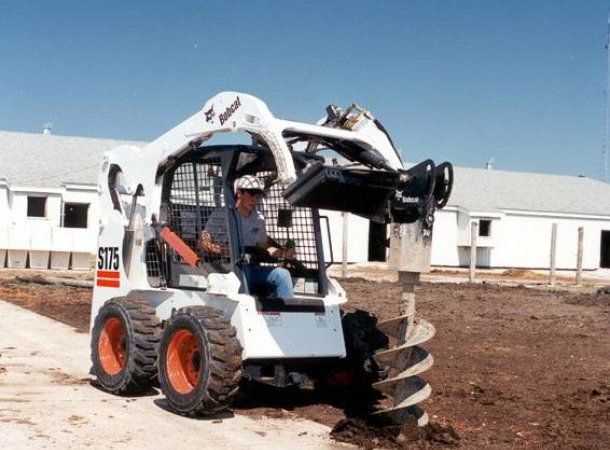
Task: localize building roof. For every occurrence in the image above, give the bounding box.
[0,131,146,189]
[448,166,610,217]
[1,130,609,217]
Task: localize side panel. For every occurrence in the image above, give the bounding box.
[143,288,347,360]
[238,303,346,359]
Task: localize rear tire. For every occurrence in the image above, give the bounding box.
[158,306,242,415]
[91,296,161,394]
[323,309,390,389]
[343,310,390,383]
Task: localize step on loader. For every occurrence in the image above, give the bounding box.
[90,92,452,425]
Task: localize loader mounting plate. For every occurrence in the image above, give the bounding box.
[283,164,401,222]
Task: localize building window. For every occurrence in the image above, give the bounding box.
[63,203,90,228]
[27,196,47,218]
[479,219,492,237]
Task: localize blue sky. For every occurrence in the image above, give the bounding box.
[1,1,609,179]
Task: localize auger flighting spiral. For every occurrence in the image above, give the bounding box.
[372,222,436,426]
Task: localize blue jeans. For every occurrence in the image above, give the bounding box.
[243,266,294,298]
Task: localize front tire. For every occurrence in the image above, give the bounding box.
[158,306,242,415]
[91,296,161,394]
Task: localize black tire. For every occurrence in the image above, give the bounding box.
[343,309,390,383]
[322,310,390,389]
[158,306,242,415]
[91,296,161,394]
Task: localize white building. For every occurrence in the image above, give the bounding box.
[0,131,145,270]
[1,130,609,271]
[355,166,610,270]
[429,167,610,270]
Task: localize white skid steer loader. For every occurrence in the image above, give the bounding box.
[90,92,453,425]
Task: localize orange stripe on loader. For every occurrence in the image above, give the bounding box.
[97,278,120,288]
[160,227,201,268]
[97,270,120,279]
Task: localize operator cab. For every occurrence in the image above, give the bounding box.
[147,144,330,298]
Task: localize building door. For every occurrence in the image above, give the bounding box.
[600,231,610,268]
[368,221,387,262]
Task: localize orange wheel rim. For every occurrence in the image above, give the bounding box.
[98,317,126,375]
[167,329,201,394]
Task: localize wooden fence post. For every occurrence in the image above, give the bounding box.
[469,221,478,283]
[550,223,557,285]
[575,227,584,285]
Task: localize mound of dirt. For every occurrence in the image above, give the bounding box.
[556,384,610,414]
[565,290,610,308]
[501,269,542,279]
[330,417,460,449]
[597,286,610,295]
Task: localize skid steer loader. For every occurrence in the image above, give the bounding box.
[90,92,452,425]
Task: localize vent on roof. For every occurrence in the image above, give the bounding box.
[42,123,53,135]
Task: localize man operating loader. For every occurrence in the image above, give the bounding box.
[199,175,295,298]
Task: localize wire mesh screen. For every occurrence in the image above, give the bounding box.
[167,160,230,270]
[255,171,320,270]
[145,239,163,288]
[159,149,325,295]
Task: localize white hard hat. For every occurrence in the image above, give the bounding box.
[234,175,265,195]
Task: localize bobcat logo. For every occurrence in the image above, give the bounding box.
[204,106,215,123]
[219,96,242,125]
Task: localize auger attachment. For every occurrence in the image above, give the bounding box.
[372,221,436,426]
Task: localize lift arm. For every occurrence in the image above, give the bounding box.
[102,91,451,226]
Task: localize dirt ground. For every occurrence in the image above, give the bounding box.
[0,269,608,449]
[0,270,92,333]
